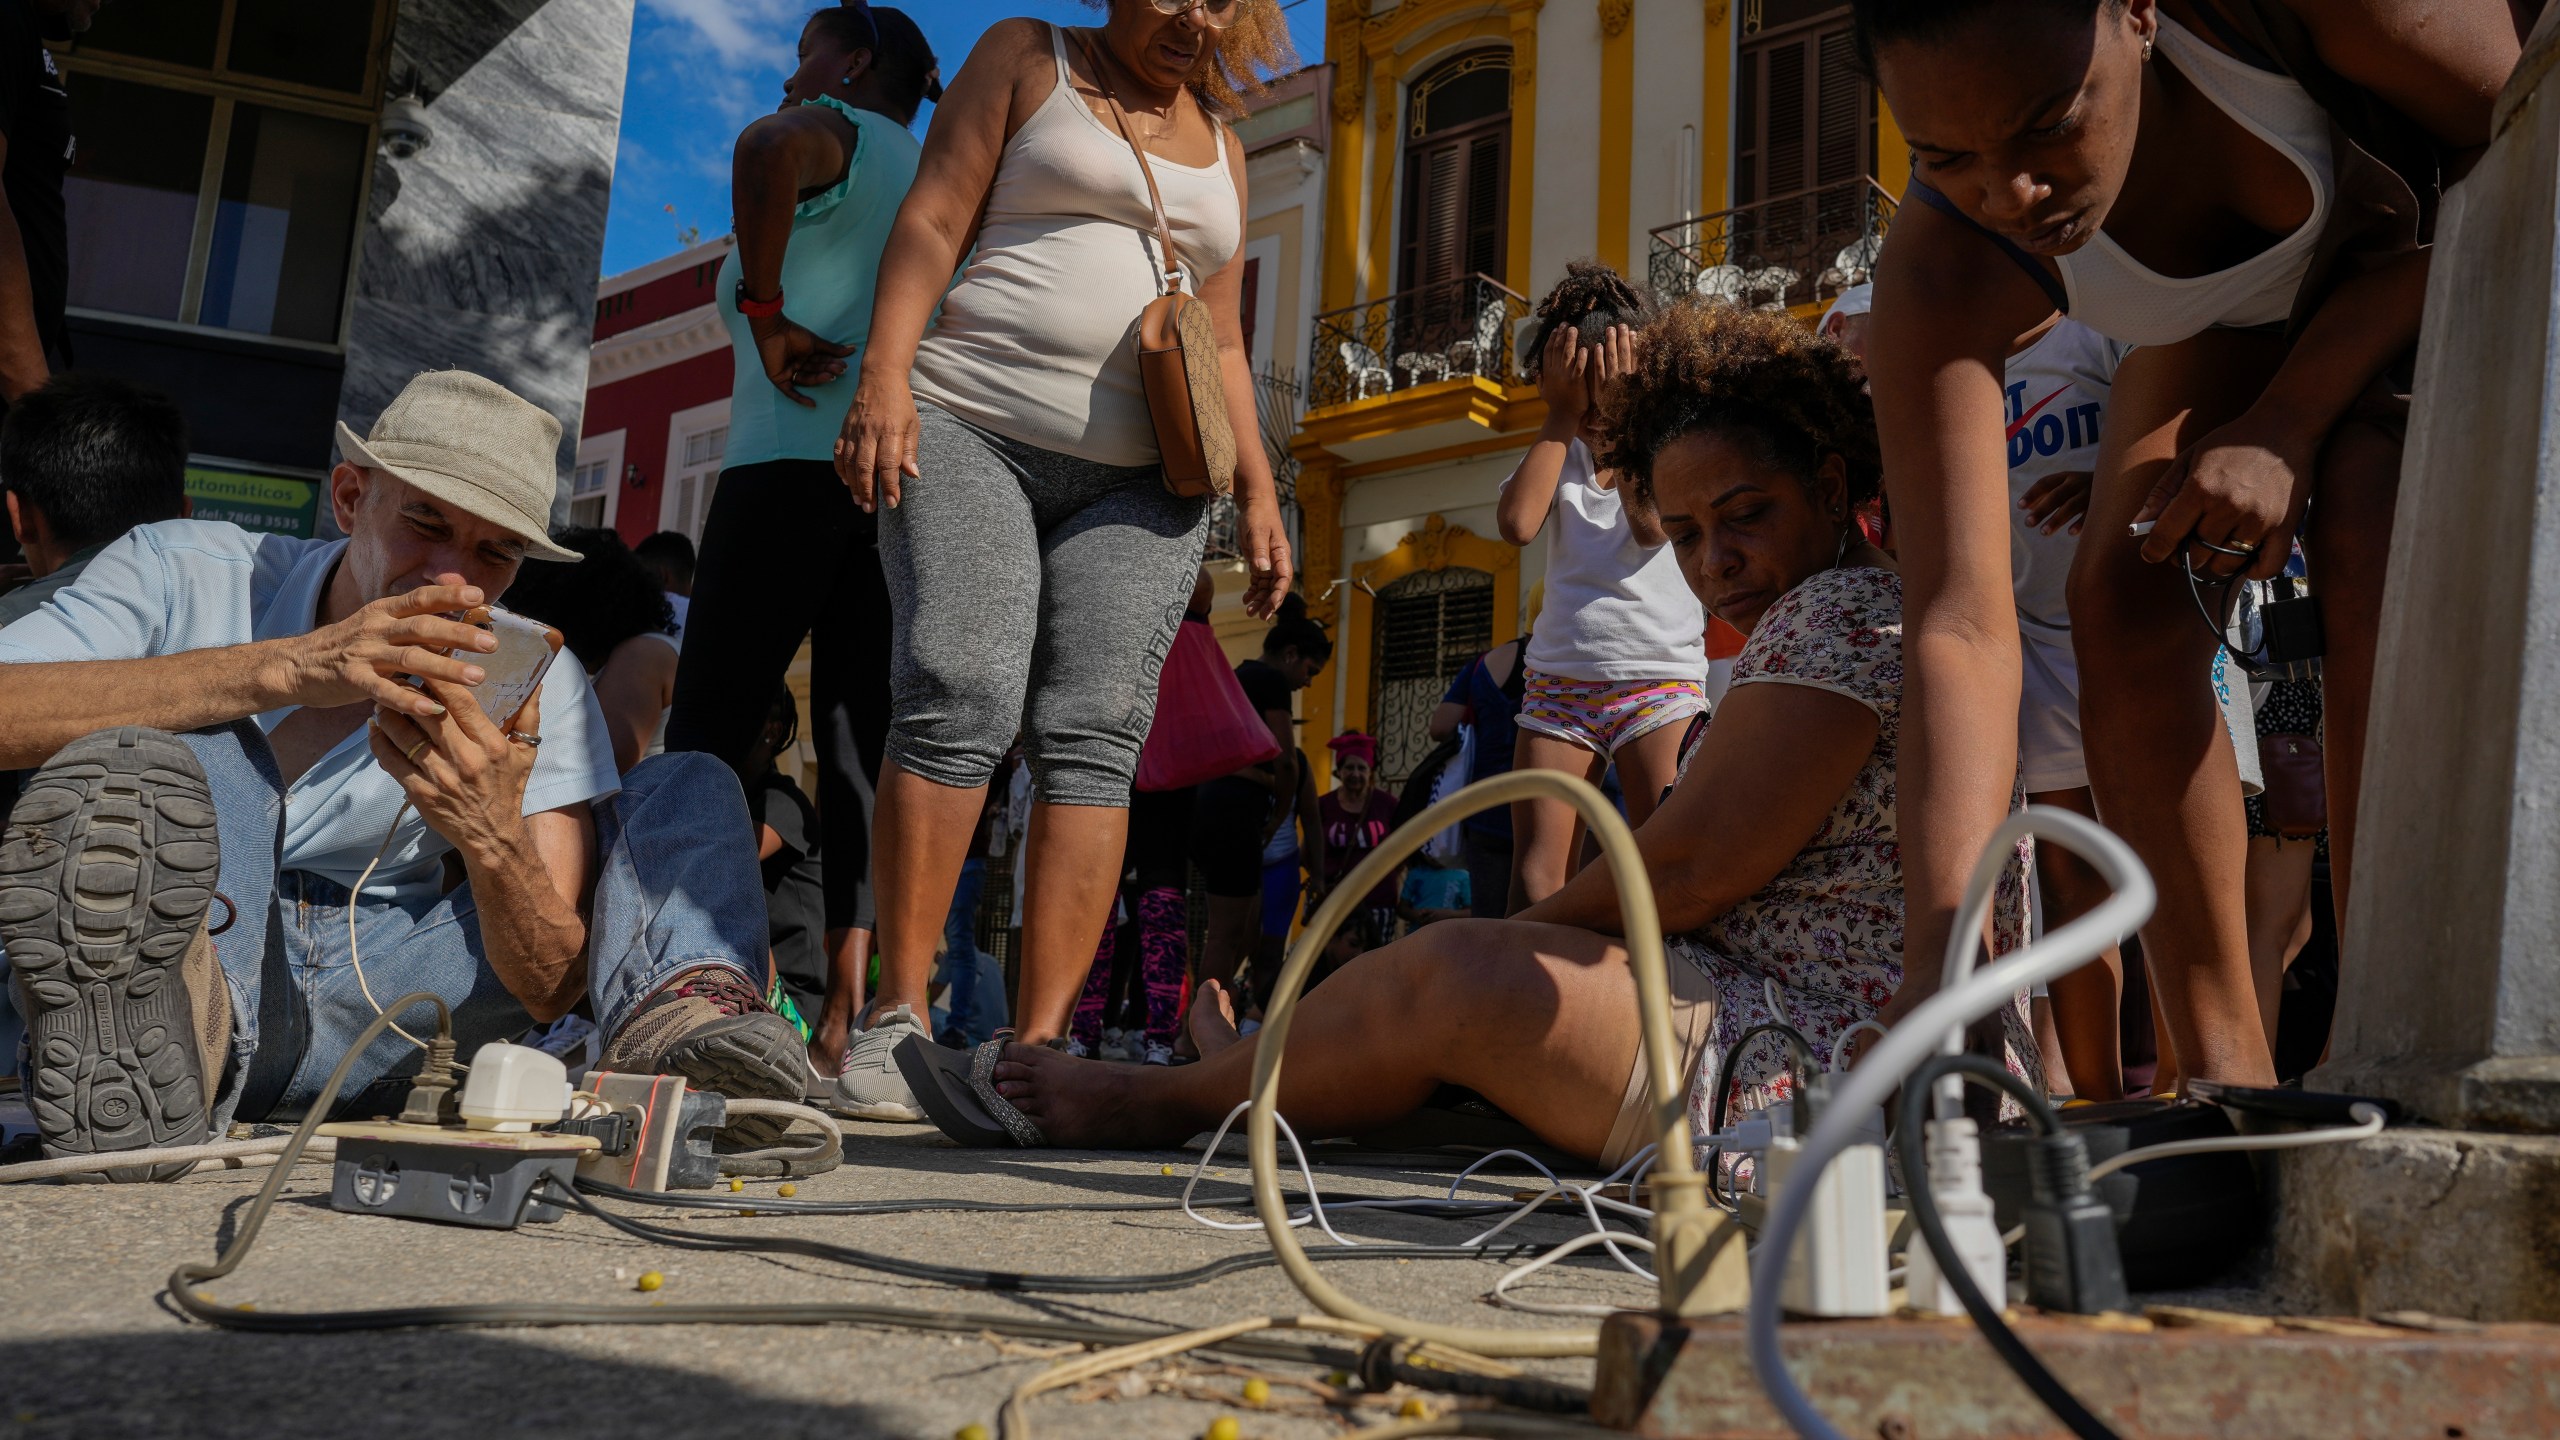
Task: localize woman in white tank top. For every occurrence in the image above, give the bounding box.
[1850,0,2516,1097]
[820,2,1302,1117]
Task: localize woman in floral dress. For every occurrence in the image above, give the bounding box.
[958,298,2038,1157]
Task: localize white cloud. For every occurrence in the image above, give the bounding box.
[639,0,805,69]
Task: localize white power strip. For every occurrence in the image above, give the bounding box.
[1762,1134,1892,1317]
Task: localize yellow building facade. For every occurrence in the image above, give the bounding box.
[1280,0,1909,789]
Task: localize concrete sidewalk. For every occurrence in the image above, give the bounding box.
[0,1123,1628,1440]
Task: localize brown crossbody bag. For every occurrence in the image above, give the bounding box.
[1072,30,1236,499]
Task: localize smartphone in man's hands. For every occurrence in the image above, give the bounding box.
[405,605,561,730]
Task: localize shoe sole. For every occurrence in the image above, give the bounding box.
[658,1010,808,1147]
[0,728,218,1182]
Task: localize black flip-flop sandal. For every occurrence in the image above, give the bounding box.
[894,1035,1049,1148]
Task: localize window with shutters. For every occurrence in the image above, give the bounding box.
[658,401,731,543]
[1396,51,1509,296]
[1734,5,1874,258]
[1368,567,1495,789]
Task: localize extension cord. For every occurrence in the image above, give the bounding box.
[1903,1116,2007,1317]
[1760,1134,1891,1318]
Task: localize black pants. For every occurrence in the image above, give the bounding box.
[666,457,891,932]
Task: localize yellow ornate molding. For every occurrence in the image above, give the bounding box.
[1599,0,1632,37]
[1702,0,1726,24]
[1337,516,1521,781]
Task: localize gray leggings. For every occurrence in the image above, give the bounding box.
[881,403,1208,806]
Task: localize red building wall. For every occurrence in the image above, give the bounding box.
[582,240,737,547]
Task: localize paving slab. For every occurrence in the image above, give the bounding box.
[0,1123,1629,1440]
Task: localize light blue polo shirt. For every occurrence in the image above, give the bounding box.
[0,520,620,905]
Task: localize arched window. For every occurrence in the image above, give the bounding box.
[1397,51,1510,294]
[1369,566,1494,787]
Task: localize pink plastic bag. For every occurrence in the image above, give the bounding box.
[1137,619,1281,791]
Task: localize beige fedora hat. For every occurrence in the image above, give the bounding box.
[334,370,580,561]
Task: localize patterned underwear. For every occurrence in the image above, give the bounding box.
[1515,669,1710,758]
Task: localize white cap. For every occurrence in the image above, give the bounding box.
[1823,283,1874,323]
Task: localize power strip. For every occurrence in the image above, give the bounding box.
[318,1121,599,1230]
[1761,1135,1891,1318]
[569,1071,727,1191]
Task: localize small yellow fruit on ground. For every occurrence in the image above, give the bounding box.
[1241,1378,1270,1406]
[1204,1417,1241,1440]
[636,1270,664,1293]
[955,1425,990,1440]
[728,1177,744,1192]
[778,1183,798,1197]
[1398,1397,1429,1419]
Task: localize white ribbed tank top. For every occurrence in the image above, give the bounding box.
[910,24,1242,467]
[2057,16,2334,346]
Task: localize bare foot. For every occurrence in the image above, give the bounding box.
[1185,979,1243,1058]
[990,1041,1199,1148]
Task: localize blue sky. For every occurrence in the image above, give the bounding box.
[602,0,1329,278]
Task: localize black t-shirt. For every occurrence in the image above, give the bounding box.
[1235,657,1291,718]
[754,770,829,1013]
[0,3,70,372]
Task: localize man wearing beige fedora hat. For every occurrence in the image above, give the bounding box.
[0,370,807,1178]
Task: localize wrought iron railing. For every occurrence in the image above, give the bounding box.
[1306,273,1531,410]
[1647,177,1898,313]
[1204,366,1303,562]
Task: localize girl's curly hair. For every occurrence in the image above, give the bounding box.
[1088,0,1298,121]
[1524,259,1649,378]
[1598,297,1881,512]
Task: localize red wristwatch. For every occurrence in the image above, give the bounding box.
[735,280,786,318]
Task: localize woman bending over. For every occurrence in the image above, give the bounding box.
[926,301,2033,1155]
[1854,0,2516,1089]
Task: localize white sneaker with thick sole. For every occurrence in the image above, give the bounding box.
[831,1004,931,1121]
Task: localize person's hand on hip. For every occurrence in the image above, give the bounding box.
[836,370,921,512]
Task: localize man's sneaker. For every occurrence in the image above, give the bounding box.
[0,728,221,1182]
[598,965,804,1144]
[832,1003,930,1121]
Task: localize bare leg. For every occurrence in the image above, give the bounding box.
[871,762,988,1020]
[813,925,870,1071]
[2029,786,2126,1101]
[1011,801,1132,1045]
[1509,732,1605,913]
[1614,718,1690,830]
[2067,333,2284,1088]
[992,919,1646,1154]
[1198,892,1260,992]
[2300,415,2400,937]
[2242,834,2317,1053]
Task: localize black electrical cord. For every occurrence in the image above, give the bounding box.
[575,1177,1537,1224]
[1896,1053,2120,1440]
[1702,1020,1819,1210]
[551,1179,1565,1294]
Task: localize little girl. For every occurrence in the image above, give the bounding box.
[1495,261,1708,912]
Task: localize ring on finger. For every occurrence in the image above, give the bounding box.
[402,738,429,764]
[507,731,542,748]
[2194,536,2259,559]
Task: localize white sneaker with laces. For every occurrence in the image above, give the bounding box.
[1142,1038,1174,1067]
[1098,1026,1132,1063]
[831,1003,931,1121]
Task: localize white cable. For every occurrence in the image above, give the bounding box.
[1489,1229,1661,1316]
[2084,1103,2385,1184]
[1180,1101,1365,1246]
[0,1136,338,1184]
[1747,806,2155,1440]
[1830,1019,1888,1074]
[345,797,446,1060]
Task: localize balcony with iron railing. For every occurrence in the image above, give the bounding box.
[1647,176,1899,313]
[1306,273,1531,412]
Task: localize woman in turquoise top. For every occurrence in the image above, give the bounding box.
[665,4,940,1073]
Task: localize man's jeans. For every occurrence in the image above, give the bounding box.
[163,722,767,1126]
[933,856,994,1044]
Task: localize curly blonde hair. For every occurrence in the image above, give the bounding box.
[1087,0,1299,119]
[1598,296,1880,511]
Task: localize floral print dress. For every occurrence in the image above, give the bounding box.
[1668,565,2038,1156]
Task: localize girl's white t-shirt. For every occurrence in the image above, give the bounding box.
[1517,439,1708,683]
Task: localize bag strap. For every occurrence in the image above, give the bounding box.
[1069,27,1183,297]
